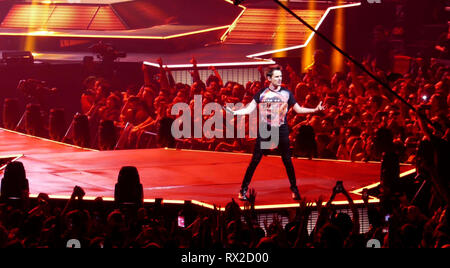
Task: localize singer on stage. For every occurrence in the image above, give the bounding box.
[227,67,325,201]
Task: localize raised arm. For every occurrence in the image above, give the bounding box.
[209,66,223,87]
[166,67,176,88]
[258,66,266,85]
[190,57,201,84]
[142,63,152,87]
[157,58,170,90]
[342,186,360,235]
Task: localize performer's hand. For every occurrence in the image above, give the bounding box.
[315,101,326,112]
[223,106,234,115]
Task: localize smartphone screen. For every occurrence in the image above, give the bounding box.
[178,216,185,228]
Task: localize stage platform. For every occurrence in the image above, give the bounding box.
[0,1,362,65]
[0,128,415,210]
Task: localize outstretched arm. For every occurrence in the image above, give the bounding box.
[190,57,201,84]
[227,99,257,116]
[293,101,325,114]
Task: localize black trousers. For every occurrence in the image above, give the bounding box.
[241,124,299,192]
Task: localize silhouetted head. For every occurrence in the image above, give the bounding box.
[331,212,353,238]
[117,166,140,186]
[318,223,344,248]
[374,127,394,154]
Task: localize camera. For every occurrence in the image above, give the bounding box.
[89,41,127,63]
[17,79,57,100]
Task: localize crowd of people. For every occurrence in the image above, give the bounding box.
[1,2,449,246]
[0,157,448,248]
[1,54,450,247]
[80,50,448,165]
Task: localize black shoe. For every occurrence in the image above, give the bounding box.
[238,189,248,201]
[292,189,301,201]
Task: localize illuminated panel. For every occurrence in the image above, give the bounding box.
[0,4,125,30]
[224,8,324,46]
[88,6,127,30]
[247,3,362,59]
[302,0,317,71]
[0,0,244,38]
[331,0,346,73]
[0,4,55,29]
[46,5,98,29]
[0,26,230,39]
[220,3,246,42]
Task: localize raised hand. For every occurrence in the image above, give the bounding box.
[362,188,369,204]
[298,198,312,218]
[73,185,85,199]
[286,64,293,73]
[315,101,326,112]
[315,195,324,211]
[247,188,257,205]
[156,57,163,67]
[190,57,197,66]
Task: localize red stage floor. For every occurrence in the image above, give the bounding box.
[0,128,415,209]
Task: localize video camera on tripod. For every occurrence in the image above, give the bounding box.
[89,41,127,63]
[17,79,58,103]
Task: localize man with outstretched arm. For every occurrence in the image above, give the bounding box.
[226,66,325,201]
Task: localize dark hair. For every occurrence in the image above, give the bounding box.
[267,66,281,78]
[374,127,394,154]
